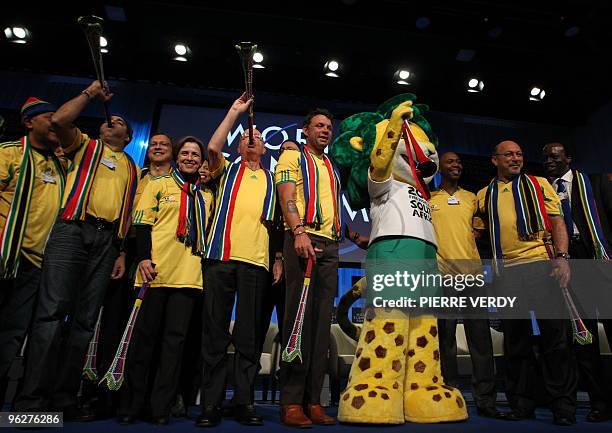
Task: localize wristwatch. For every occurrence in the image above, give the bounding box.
[555,252,570,260]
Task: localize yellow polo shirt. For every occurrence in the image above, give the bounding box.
[132,174,203,289]
[430,188,481,275]
[133,172,152,210]
[0,140,63,268]
[209,155,271,270]
[476,176,561,266]
[63,129,132,222]
[275,149,336,240]
[202,187,214,233]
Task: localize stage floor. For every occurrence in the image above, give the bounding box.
[3,404,611,432]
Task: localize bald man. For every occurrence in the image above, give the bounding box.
[198,95,276,427]
[476,140,576,425]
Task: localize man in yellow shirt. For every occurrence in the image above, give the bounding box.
[197,94,275,427]
[0,98,64,394]
[15,81,138,420]
[276,109,340,427]
[430,152,503,419]
[476,140,576,425]
[81,132,175,417]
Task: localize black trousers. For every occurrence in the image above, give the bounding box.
[568,237,611,411]
[0,256,40,405]
[279,234,338,405]
[497,262,576,414]
[0,256,41,393]
[438,318,497,409]
[120,287,198,418]
[201,259,268,407]
[178,290,203,407]
[260,268,285,349]
[14,219,118,410]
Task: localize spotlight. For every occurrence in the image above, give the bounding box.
[4,26,31,44]
[173,43,191,62]
[393,69,412,85]
[415,17,431,30]
[100,36,109,54]
[253,51,265,69]
[561,16,580,38]
[467,78,484,93]
[529,86,545,101]
[482,17,503,39]
[564,25,580,37]
[324,60,341,77]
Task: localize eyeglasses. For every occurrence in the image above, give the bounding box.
[494,151,523,158]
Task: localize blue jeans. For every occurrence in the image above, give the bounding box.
[14,219,118,410]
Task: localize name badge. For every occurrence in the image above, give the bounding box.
[447,196,460,205]
[101,157,117,170]
[41,171,57,184]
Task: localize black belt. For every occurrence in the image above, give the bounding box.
[84,214,116,231]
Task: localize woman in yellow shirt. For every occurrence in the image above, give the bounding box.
[119,136,207,426]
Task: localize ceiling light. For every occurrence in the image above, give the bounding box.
[324,60,341,77]
[529,86,545,101]
[99,36,109,53]
[173,43,191,62]
[467,78,484,93]
[415,17,431,30]
[4,26,31,44]
[393,69,412,85]
[564,25,580,37]
[253,51,265,69]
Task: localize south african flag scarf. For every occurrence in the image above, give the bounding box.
[206,160,275,261]
[300,146,342,240]
[60,139,138,240]
[485,174,552,272]
[0,136,65,278]
[573,170,611,259]
[171,167,207,255]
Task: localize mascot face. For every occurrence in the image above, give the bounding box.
[376,120,439,186]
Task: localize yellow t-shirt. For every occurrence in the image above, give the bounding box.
[430,188,481,275]
[209,156,270,270]
[0,140,63,268]
[132,174,203,289]
[275,149,336,240]
[476,176,561,266]
[63,129,133,222]
[203,187,214,233]
[133,172,152,210]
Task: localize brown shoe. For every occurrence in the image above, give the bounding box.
[281,405,313,428]
[304,404,336,425]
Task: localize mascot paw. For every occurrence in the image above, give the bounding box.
[339,382,404,424]
[403,384,468,423]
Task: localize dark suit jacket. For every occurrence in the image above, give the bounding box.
[570,170,612,258]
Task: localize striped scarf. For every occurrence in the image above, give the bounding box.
[485,174,552,271]
[206,161,275,261]
[574,170,611,259]
[171,167,207,255]
[300,147,342,240]
[0,136,65,278]
[60,139,138,240]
